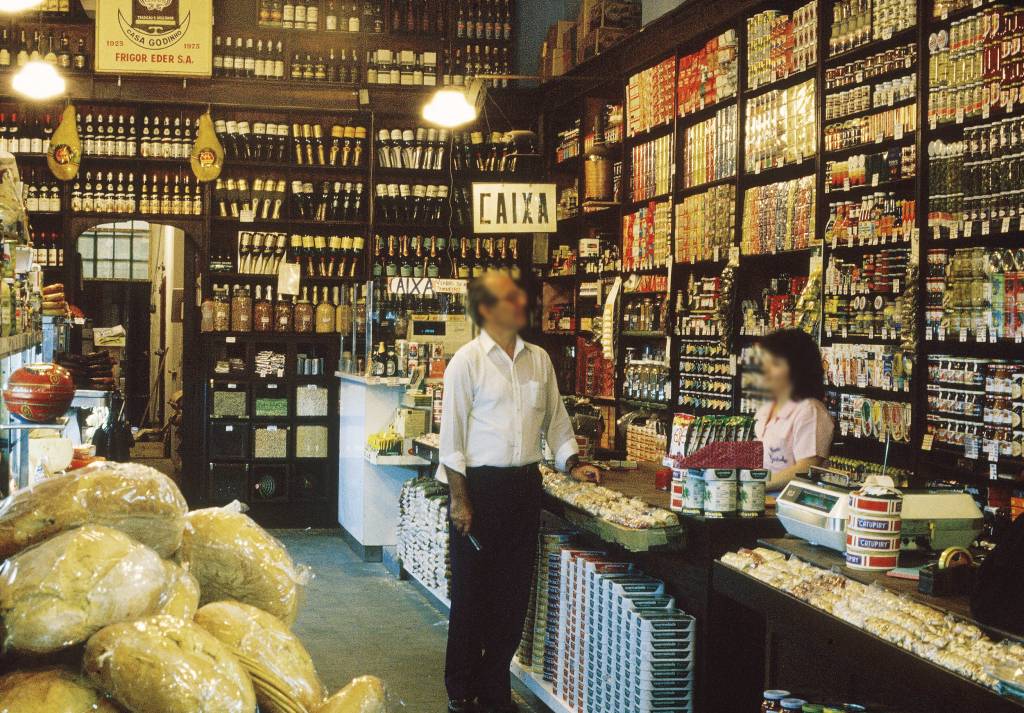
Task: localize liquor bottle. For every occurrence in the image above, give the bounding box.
[371,342,387,376]
[471,238,485,277]
[457,237,470,278]
[426,236,441,278]
[315,286,335,332]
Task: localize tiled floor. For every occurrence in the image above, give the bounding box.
[277,530,547,712]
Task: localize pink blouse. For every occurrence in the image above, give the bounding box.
[754,398,835,473]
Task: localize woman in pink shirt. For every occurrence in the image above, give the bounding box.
[754,329,835,491]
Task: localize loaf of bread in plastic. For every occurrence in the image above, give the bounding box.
[0,668,122,713]
[177,507,307,624]
[0,525,168,654]
[318,676,387,713]
[195,600,323,712]
[0,461,187,559]
[155,560,201,621]
[84,614,256,713]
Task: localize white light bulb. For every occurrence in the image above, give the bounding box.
[11,61,66,100]
[422,89,477,128]
[0,0,45,13]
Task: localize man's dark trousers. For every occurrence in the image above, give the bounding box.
[445,463,543,706]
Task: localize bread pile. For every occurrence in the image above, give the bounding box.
[0,462,390,713]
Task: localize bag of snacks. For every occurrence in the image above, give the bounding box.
[176,504,309,625]
[0,668,120,713]
[318,676,388,713]
[0,525,169,654]
[0,461,187,559]
[84,614,255,713]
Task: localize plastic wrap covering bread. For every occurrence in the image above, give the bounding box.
[195,600,324,713]
[0,525,170,654]
[177,505,309,625]
[155,560,201,621]
[318,676,388,713]
[0,461,188,559]
[0,668,122,713]
[84,614,256,713]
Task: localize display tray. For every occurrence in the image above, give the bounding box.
[713,538,1024,713]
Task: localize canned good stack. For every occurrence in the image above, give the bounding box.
[396,478,451,599]
[845,485,903,571]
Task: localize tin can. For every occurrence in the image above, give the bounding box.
[739,468,770,517]
[681,469,704,514]
[702,468,737,517]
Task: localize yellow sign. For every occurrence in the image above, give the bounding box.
[95,0,212,77]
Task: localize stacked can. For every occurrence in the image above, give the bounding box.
[527,531,575,675]
[548,547,695,713]
[738,469,770,517]
[845,485,903,571]
[702,469,738,517]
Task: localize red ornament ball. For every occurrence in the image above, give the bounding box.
[3,363,75,423]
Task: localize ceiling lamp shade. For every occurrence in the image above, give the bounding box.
[11,61,65,100]
[0,0,44,12]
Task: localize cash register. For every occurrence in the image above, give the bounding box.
[776,465,984,553]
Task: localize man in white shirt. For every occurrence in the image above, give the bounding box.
[439,271,599,713]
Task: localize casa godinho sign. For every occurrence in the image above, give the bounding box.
[95,0,213,77]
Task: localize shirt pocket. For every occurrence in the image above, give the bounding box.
[520,380,546,414]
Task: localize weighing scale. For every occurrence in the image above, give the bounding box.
[776,467,984,553]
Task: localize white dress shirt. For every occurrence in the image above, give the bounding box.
[438,330,579,480]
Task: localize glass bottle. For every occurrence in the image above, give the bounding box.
[274,292,294,332]
[230,283,253,332]
[294,288,314,332]
[335,286,353,334]
[315,286,335,332]
[212,284,231,331]
[254,285,274,332]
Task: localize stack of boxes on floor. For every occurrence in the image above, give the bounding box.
[396,478,451,600]
[519,530,695,713]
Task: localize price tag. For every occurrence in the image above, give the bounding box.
[981,220,991,235]
[982,103,990,119]
[989,441,999,463]
[882,327,889,340]
[842,327,848,338]
[956,107,965,124]
[268,383,278,389]
[959,328,968,342]
[965,437,979,460]
[755,164,761,175]
[844,177,851,190]
[226,336,236,343]
[963,221,973,238]
[922,433,934,451]
[267,425,278,431]
[978,326,988,343]
[826,328,833,338]
[1016,334,1023,344]
[306,383,318,389]
[930,117,938,130]
[713,246,721,262]
[227,383,237,390]
[857,374,868,388]
[990,331,998,344]
[868,326,875,339]
[990,463,999,480]
[1002,217,1012,233]
[239,209,255,223]
[951,224,959,240]
[856,71,864,83]
[872,174,879,187]
[876,133,884,144]
[882,28,892,40]
[225,425,234,432]
[893,278,900,293]
[938,326,946,341]
[894,123,903,141]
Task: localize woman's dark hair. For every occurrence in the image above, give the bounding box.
[758,328,826,401]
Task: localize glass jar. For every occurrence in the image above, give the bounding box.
[213,286,231,332]
[275,296,294,332]
[294,290,314,333]
[254,286,274,332]
[762,691,791,713]
[230,284,253,332]
[200,294,216,332]
[781,699,808,712]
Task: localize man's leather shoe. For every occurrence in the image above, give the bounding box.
[448,698,476,713]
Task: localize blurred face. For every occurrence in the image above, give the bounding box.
[760,350,794,401]
[479,273,527,332]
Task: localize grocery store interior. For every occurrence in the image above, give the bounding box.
[0,0,1023,711]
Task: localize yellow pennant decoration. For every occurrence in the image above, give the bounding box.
[46,104,81,181]
[190,111,224,183]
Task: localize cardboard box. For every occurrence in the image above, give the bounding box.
[130,440,166,460]
[577,26,634,64]
[583,0,641,32]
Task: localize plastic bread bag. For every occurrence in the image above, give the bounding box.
[0,667,122,713]
[84,614,256,713]
[0,525,169,654]
[318,676,389,713]
[176,503,311,625]
[0,461,188,559]
[0,166,28,245]
[155,560,201,621]
[194,600,323,713]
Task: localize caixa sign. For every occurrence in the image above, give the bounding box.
[472,183,557,233]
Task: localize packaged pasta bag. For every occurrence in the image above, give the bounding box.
[176,502,311,625]
[195,600,323,713]
[0,461,187,559]
[0,525,170,654]
[84,614,255,713]
[0,668,122,713]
